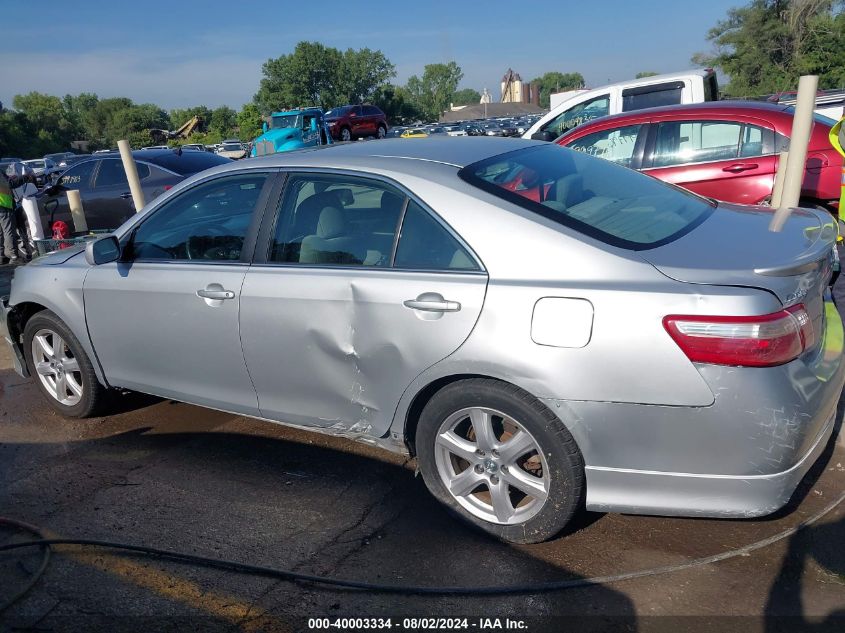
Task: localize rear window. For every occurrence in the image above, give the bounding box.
[149,151,231,175]
[622,81,684,112]
[458,144,714,250]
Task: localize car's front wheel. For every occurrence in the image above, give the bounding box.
[376,125,387,139]
[340,127,352,142]
[23,310,108,418]
[416,378,584,543]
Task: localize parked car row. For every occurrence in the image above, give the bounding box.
[390,116,543,140]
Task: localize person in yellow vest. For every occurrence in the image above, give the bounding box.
[0,164,34,265]
[830,115,845,219]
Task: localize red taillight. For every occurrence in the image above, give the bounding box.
[663,304,814,367]
[163,185,173,191]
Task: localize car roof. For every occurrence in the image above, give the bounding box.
[559,101,794,138]
[223,137,546,172]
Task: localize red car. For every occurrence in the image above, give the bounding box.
[556,101,842,212]
[324,104,389,142]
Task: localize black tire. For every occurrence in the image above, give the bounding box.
[376,125,387,139]
[340,127,352,142]
[415,378,584,544]
[23,310,109,418]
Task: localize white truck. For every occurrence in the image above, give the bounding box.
[524,69,719,141]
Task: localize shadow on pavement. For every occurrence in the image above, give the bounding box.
[0,411,638,632]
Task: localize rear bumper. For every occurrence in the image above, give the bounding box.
[540,295,845,518]
[582,407,837,517]
[1,296,28,378]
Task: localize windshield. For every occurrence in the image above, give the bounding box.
[459,144,714,250]
[271,114,300,129]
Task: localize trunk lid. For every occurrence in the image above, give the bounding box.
[639,203,839,352]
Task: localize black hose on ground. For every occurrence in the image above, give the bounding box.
[0,517,51,614]
[0,490,843,607]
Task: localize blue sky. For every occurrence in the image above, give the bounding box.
[1,0,738,111]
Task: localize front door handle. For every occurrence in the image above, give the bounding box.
[404,293,461,312]
[119,192,133,199]
[197,288,235,300]
[722,162,758,173]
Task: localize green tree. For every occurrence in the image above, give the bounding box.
[635,71,659,78]
[452,88,481,106]
[11,92,78,155]
[405,62,464,121]
[237,103,264,141]
[255,42,395,113]
[0,109,31,157]
[255,41,344,112]
[693,0,845,96]
[208,106,238,137]
[107,103,170,147]
[372,84,424,124]
[338,48,395,103]
[529,72,585,108]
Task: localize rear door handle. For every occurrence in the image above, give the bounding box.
[197,288,235,300]
[722,163,758,173]
[119,192,133,199]
[404,293,461,312]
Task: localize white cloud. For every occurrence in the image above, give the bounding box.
[0,51,264,110]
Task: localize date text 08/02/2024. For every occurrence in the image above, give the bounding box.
[307,617,529,630]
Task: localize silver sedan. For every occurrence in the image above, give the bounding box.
[3,138,843,543]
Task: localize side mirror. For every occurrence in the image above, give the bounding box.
[262,122,269,133]
[531,130,557,142]
[310,118,318,131]
[85,235,120,266]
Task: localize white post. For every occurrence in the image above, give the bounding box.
[21,196,44,240]
[66,190,88,234]
[770,151,789,209]
[117,139,146,213]
[770,75,817,231]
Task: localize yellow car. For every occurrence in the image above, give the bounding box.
[400,128,429,138]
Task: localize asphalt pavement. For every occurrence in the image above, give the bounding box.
[0,261,844,633]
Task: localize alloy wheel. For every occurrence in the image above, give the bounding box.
[434,406,549,525]
[341,128,352,142]
[31,328,84,406]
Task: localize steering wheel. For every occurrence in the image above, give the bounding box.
[186,226,227,260]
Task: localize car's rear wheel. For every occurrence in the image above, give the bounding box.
[340,127,352,142]
[23,310,108,418]
[416,378,584,543]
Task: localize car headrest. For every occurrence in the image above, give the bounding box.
[380,190,403,214]
[316,206,346,239]
[332,188,354,206]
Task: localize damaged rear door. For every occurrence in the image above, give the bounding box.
[240,171,488,438]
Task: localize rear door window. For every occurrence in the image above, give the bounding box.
[394,201,478,271]
[271,174,406,266]
[651,120,744,167]
[93,159,150,188]
[622,82,684,112]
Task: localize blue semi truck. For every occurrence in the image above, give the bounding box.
[251,108,333,156]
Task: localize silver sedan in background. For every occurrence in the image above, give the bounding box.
[2,138,842,543]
